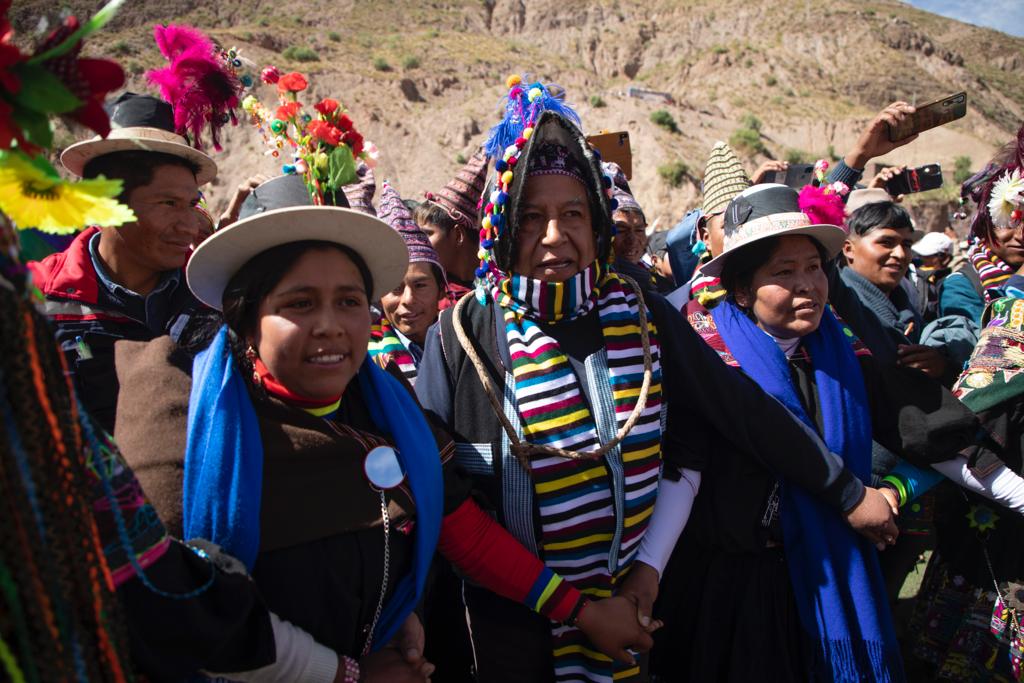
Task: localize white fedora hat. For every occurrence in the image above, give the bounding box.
[701,184,847,277]
[60,93,217,185]
[187,176,408,310]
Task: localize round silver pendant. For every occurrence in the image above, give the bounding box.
[364,445,405,490]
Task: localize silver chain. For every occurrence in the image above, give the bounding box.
[362,491,391,656]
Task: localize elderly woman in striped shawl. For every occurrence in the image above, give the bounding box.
[415,76,900,683]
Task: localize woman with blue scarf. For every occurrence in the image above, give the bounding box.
[113,175,643,682]
[654,183,1020,683]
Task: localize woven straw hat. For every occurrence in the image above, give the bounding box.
[701,141,752,216]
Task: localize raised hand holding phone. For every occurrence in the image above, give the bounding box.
[887,92,967,142]
[845,102,918,170]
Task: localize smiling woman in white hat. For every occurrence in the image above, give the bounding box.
[115,172,623,682]
[665,181,1023,683]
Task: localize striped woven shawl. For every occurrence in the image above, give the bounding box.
[495,262,663,681]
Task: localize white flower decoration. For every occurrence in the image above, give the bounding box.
[988,168,1024,228]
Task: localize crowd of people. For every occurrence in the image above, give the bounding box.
[5,6,1024,683]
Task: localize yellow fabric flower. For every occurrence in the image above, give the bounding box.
[0,153,135,234]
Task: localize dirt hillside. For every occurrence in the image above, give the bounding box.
[14,0,1024,231]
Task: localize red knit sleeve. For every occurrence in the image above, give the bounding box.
[438,498,583,623]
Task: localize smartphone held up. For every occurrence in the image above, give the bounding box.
[887,92,967,142]
[884,164,944,196]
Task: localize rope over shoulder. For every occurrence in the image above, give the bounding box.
[451,273,653,473]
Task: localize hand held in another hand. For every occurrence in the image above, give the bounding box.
[846,487,900,551]
[878,486,900,515]
[616,561,662,633]
[576,595,655,666]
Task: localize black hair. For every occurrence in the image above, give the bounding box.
[720,235,829,299]
[221,240,374,340]
[82,150,201,202]
[414,201,459,236]
[846,201,914,237]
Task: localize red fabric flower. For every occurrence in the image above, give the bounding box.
[277,72,308,93]
[261,66,280,84]
[336,113,353,133]
[342,130,364,156]
[33,15,124,138]
[275,102,301,121]
[314,98,339,116]
[307,120,341,146]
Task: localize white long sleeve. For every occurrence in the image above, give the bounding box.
[931,459,1024,515]
[635,469,701,578]
[206,612,339,683]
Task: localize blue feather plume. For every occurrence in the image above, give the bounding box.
[484,79,581,160]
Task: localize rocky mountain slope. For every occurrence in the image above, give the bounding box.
[14,0,1024,231]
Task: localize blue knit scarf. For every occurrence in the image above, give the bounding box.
[183,326,442,650]
[713,300,904,682]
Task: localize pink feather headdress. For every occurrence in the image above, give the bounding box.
[798,159,850,228]
[146,24,242,151]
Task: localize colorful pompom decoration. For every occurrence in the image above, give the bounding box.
[474,74,581,303]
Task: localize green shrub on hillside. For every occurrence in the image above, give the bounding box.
[954,155,972,184]
[590,95,606,108]
[651,109,679,134]
[328,31,341,42]
[730,127,765,156]
[658,159,690,188]
[403,56,421,69]
[373,57,391,71]
[785,148,809,164]
[740,113,762,132]
[283,46,319,62]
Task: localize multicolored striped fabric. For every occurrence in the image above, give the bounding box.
[969,241,1015,298]
[495,260,600,324]
[496,262,663,682]
[368,318,418,385]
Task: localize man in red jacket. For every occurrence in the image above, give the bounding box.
[30,93,219,432]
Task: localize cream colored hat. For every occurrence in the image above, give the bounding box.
[187,202,409,310]
[701,184,846,277]
[701,141,752,215]
[60,93,217,184]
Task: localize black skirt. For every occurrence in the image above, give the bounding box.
[652,544,813,682]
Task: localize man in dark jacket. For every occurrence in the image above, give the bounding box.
[29,93,218,432]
